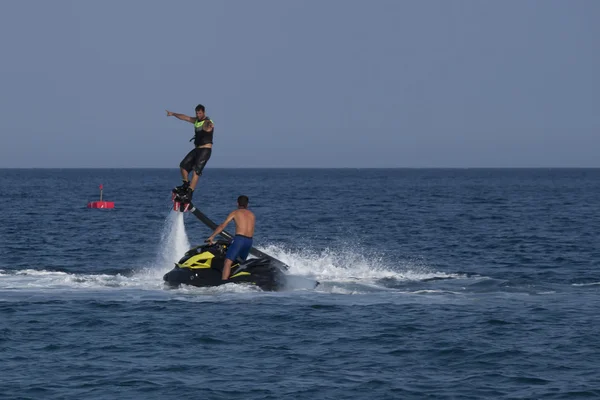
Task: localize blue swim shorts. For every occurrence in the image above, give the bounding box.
[225,234,253,262]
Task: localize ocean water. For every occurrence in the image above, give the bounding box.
[1,168,599,399]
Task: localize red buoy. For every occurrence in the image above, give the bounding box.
[87,184,115,209]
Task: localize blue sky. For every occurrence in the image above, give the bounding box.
[0,0,598,168]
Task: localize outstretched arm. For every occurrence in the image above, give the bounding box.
[166,110,195,123]
[207,212,236,243]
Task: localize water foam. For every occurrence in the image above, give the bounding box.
[259,243,461,287]
[0,212,467,296]
[0,212,192,293]
[0,269,134,290]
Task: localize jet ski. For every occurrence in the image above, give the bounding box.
[163,205,315,291]
[163,239,286,291]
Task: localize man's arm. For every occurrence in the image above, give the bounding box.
[202,120,214,132]
[207,211,236,243]
[166,110,195,123]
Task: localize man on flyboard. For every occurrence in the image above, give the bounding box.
[166,104,214,211]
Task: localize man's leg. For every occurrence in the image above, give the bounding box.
[190,148,212,191]
[175,168,190,195]
[239,239,253,261]
[223,236,241,281]
[223,238,251,281]
[222,258,233,281]
[180,167,190,183]
[189,173,200,191]
[178,149,196,190]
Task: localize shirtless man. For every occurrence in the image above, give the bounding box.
[207,195,256,281]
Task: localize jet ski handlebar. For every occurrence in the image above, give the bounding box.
[204,239,230,246]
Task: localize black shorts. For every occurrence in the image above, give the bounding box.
[180,147,212,175]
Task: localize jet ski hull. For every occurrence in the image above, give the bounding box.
[163,241,286,291]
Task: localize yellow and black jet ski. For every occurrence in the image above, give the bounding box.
[163,204,318,291]
[163,239,286,291]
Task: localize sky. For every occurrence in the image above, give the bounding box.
[0,0,598,168]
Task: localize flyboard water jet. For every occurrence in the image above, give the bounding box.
[165,191,318,291]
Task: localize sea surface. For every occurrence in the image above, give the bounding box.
[1,168,599,399]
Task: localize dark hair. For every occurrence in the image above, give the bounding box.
[237,195,249,208]
[195,104,205,112]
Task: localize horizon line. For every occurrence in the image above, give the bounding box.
[1,167,600,170]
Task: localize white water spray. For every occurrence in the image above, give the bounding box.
[154,211,190,270]
[258,243,464,293]
[0,211,470,295]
